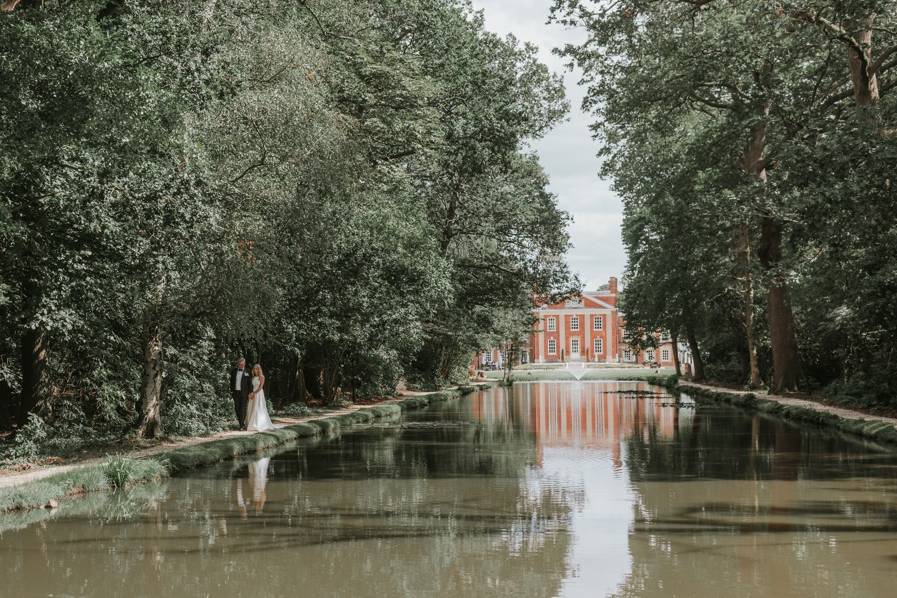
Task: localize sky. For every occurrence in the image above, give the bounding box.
[469,0,626,291]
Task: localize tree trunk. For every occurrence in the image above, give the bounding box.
[303,365,322,401]
[741,100,798,392]
[503,342,514,385]
[684,321,704,382]
[735,224,762,388]
[670,329,682,377]
[846,21,879,108]
[322,364,339,404]
[18,326,47,424]
[0,378,12,431]
[137,332,164,439]
[289,352,306,405]
[758,217,800,393]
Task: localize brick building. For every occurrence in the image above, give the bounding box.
[531,277,621,364]
[474,276,690,369]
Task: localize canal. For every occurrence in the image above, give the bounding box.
[2,381,897,597]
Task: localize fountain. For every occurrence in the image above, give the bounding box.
[566,361,587,380]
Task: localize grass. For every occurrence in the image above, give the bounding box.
[483,367,676,382]
[0,457,167,513]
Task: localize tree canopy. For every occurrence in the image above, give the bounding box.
[553,0,897,398]
[0,0,575,451]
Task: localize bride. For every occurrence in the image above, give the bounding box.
[246,364,275,432]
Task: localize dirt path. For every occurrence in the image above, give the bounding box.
[679,381,897,430]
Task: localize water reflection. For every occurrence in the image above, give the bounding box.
[2,382,897,597]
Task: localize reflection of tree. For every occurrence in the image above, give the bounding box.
[0,406,575,597]
[617,397,897,597]
[625,407,896,483]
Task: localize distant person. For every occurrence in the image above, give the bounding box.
[246,364,275,432]
[230,358,252,430]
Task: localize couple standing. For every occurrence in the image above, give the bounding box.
[230,358,275,432]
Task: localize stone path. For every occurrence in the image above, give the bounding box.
[679,381,897,429]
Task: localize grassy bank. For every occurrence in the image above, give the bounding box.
[0,458,167,513]
[0,387,477,514]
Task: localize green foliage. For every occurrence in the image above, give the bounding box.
[9,414,48,461]
[553,0,897,396]
[0,0,573,451]
[277,403,311,418]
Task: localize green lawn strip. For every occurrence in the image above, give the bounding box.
[484,369,677,382]
[1,389,467,514]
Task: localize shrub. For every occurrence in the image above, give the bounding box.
[9,414,48,461]
[103,457,167,490]
[278,403,311,417]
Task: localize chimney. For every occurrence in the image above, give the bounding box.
[608,276,619,295]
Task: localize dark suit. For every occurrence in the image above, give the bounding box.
[230,367,252,429]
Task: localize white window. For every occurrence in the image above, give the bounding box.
[482,352,491,365]
[661,331,671,341]
[547,317,557,332]
[646,350,655,362]
[662,349,670,361]
[571,316,580,331]
[594,338,603,355]
[571,338,580,354]
[548,338,557,355]
[624,349,633,361]
[594,315,603,331]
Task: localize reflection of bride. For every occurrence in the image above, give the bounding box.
[248,457,270,513]
[246,364,275,432]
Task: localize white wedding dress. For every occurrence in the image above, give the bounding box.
[246,376,275,432]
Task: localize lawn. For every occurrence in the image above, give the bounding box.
[482,367,675,382]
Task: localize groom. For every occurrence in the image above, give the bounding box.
[230,358,252,430]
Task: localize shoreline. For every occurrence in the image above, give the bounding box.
[644,375,897,448]
[7,374,897,514]
[0,386,481,514]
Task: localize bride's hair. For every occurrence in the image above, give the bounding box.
[253,364,264,376]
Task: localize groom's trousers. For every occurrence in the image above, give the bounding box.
[232,390,247,429]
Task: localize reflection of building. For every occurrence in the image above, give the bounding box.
[470,382,693,467]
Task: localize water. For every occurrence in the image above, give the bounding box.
[3,381,897,597]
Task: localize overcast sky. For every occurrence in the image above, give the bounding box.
[469,0,625,291]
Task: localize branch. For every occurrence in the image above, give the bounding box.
[790,10,865,57]
[230,142,269,184]
[0,0,21,12]
[871,44,897,76]
[299,0,327,37]
[687,91,734,111]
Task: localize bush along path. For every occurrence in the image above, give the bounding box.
[644,375,897,448]
[0,387,480,514]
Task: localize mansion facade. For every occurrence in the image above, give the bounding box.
[531,277,622,364]
[476,277,688,369]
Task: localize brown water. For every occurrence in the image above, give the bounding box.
[3,381,897,597]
